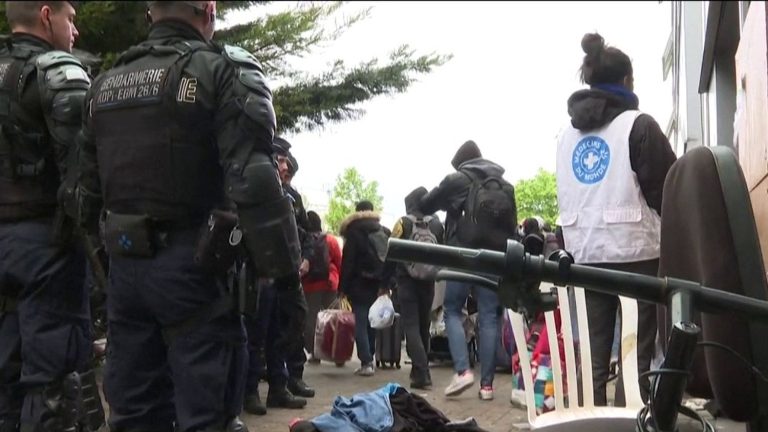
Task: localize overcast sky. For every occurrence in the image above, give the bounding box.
[229,1,672,228]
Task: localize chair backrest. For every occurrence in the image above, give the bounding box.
[659,145,768,423]
[509,282,643,425]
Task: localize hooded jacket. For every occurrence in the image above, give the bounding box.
[566,88,677,214]
[390,187,445,280]
[418,157,507,246]
[338,210,391,301]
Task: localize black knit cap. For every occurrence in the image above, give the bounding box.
[451,140,482,169]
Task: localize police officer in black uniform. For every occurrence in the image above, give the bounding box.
[243,138,312,415]
[74,1,303,431]
[0,2,105,432]
[275,140,315,398]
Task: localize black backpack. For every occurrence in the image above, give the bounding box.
[305,232,330,282]
[359,227,389,280]
[457,171,518,251]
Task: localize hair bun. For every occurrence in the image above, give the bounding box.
[581,33,605,57]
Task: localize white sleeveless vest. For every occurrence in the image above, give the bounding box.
[556,110,661,264]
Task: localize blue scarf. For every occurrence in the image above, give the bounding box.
[592,83,639,109]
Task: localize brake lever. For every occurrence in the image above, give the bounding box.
[499,277,558,317]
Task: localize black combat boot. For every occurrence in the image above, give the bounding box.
[196,416,249,432]
[287,377,315,398]
[226,417,248,432]
[243,391,266,416]
[266,388,307,409]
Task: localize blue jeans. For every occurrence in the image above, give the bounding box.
[351,299,376,366]
[444,280,500,387]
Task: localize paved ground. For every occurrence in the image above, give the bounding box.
[237,354,747,432]
[241,358,526,431]
[95,346,747,431]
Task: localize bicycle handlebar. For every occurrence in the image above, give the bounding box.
[435,270,498,290]
[390,238,768,432]
[388,238,768,322]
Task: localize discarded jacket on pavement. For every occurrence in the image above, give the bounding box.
[289,383,489,432]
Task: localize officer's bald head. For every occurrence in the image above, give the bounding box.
[147,1,216,40]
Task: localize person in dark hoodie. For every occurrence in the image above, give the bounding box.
[389,187,445,389]
[339,201,391,377]
[418,140,512,401]
[555,32,677,406]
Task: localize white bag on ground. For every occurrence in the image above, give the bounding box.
[368,294,395,329]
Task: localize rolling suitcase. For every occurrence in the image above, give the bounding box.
[375,312,402,369]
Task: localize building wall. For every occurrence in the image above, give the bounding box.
[734,1,768,260]
[669,1,768,268]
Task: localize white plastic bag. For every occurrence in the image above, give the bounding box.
[368,294,395,329]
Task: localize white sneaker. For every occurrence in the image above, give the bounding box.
[478,386,494,400]
[444,370,475,397]
[354,364,375,377]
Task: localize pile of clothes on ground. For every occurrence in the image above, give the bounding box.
[289,383,489,432]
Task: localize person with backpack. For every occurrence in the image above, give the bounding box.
[555,33,676,406]
[339,201,391,377]
[302,211,343,364]
[389,187,445,389]
[417,140,518,400]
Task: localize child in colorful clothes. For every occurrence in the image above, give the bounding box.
[512,309,566,413]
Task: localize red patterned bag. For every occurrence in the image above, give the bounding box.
[314,298,355,363]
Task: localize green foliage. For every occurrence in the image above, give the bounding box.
[274,45,450,132]
[0,1,449,134]
[514,169,559,226]
[325,167,383,235]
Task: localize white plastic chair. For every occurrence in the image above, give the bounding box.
[509,282,644,431]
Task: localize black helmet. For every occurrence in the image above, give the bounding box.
[272,136,292,156]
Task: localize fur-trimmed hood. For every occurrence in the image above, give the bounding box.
[340,210,381,237]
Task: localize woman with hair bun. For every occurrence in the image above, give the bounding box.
[554,32,677,406]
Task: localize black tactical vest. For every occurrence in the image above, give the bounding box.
[91,41,223,222]
[0,41,58,220]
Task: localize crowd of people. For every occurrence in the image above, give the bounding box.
[0,1,676,432]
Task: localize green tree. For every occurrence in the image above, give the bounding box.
[514,168,559,226]
[0,1,450,134]
[325,167,382,234]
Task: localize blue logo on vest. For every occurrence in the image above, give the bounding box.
[119,234,133,251]
[572,136,611,184]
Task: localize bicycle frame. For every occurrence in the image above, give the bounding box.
[387,238,768,432]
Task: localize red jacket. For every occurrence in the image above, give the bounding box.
[302,233,342,294]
